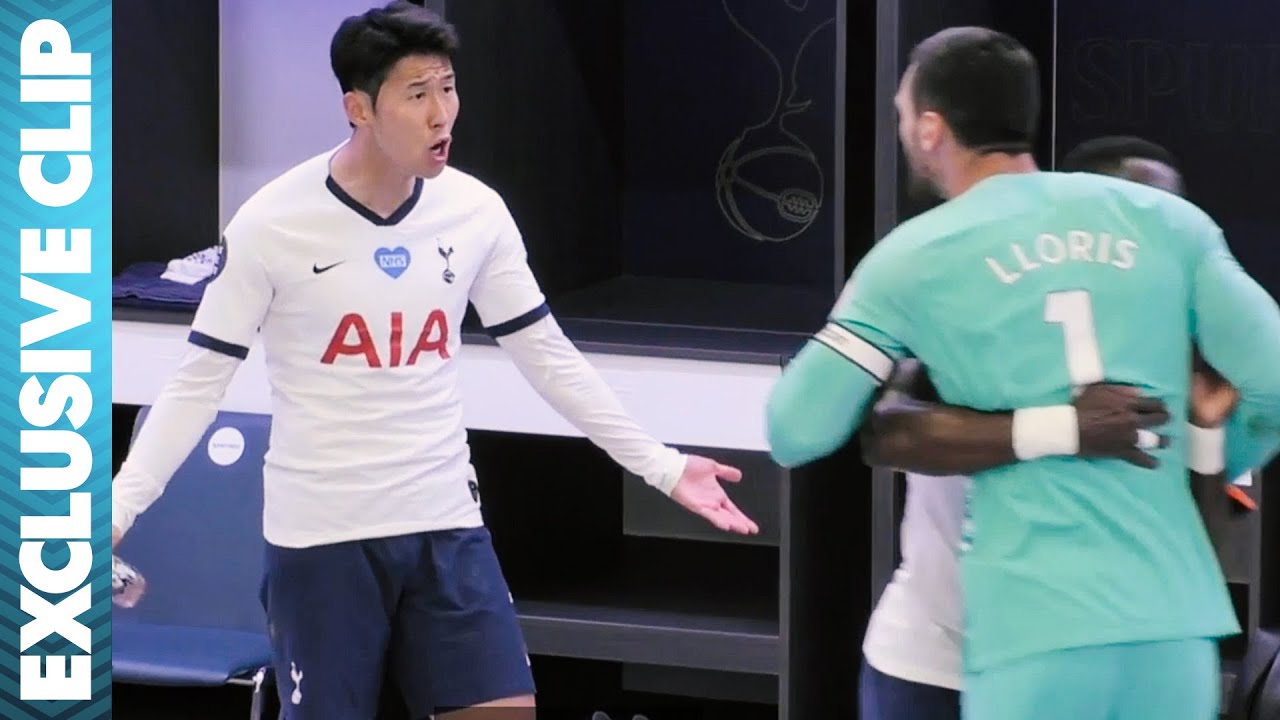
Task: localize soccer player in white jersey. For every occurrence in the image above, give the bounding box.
[110,3,757,718]
[854,137,1241,720]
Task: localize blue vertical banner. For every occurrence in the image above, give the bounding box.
[0,1,112,718]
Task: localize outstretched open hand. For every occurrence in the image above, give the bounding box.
[669,455,759,535]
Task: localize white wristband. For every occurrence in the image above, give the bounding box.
[1188,424,1226,475]
[1011,405,1079,460]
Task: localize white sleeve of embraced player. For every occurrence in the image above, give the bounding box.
[470,200,688,495]
[114,223,274,535]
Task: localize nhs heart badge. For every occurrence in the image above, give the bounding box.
[374,246,411,279]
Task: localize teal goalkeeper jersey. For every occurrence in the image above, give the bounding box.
[767,170,1280,673]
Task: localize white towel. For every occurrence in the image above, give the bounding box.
[161,245,223,285]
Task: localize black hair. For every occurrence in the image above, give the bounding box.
[907,27,1040,154]
[1059,135,1179,175]
[330,1,459,102]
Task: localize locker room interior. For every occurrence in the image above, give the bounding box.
[110,0,1280,718]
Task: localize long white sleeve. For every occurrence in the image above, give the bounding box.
[112,345,241,535]
[496,315,688,494]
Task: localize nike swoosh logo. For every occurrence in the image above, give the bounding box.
[312,262,344,274]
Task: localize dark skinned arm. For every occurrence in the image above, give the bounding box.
[860,360,1017,476]
[861,361,1171,476]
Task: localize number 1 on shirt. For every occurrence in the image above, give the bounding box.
[1045,290,1104,388]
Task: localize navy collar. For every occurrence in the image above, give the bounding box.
[325,174,424,226]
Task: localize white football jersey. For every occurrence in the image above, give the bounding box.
[861,473,968,690]
[190,145,548,548]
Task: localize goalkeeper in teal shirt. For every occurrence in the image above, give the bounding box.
[767,27,1280,720]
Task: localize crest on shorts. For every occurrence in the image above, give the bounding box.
[290,662,303,705]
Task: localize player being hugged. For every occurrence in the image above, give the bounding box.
[110,3,757,718]
[767,26,1280,720]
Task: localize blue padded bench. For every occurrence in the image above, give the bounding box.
[113,407,274,717]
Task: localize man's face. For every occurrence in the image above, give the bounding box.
[351,53,459,179]
[894,67,944,200]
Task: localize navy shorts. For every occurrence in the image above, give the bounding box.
[262,527,535,719]
[859,658,960,720]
